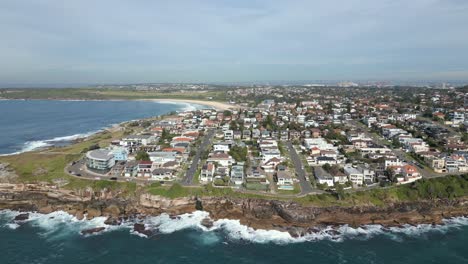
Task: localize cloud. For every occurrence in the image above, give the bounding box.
[0,0,467,84]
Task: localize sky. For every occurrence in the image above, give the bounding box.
[1,0,468,86]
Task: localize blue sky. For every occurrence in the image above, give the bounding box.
[1,0,468,85]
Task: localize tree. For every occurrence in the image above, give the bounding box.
[322,163,331,172]
[141,121,151,128]
[262,115,274,129]
[335,184,345,200]
[229,146,248,162]
[161,129,169,140]
[135,151,150,161]
[230,121,239,130]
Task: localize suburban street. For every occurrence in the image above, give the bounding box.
[182,129,215,185]
[285,141,315,195]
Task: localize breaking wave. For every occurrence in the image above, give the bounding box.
[0,130,102,156]
[156,101,209,112]
[1,210,467,245]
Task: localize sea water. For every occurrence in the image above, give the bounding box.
[0,99,205,155]
[0,210,467,264]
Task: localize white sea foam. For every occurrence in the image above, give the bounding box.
[0,130,103,157]
[155,101,209,112]
[1,101,205,156]
[1,210,467,244]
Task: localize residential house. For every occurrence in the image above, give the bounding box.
[314,167,334,187]
[344,165,364,186]
[277,171,294,190]
[200,162,216,182]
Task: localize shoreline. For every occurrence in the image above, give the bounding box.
[141,98,234,111]
[0,98,224,156]
[0,97,235,111]
[0,185,467,240]
[2,208,467,243]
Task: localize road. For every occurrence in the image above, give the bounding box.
[182,129,215,185]
[66,159,151,184]
[285,141,315,195]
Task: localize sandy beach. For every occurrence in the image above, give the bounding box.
[145,98,235,111]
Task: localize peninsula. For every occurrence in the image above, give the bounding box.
[1,84,468,236]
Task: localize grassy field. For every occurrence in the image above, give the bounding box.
[0,88,228,101]
[0,129,138,196]
[295,174,468,207]
[146,183,274,200]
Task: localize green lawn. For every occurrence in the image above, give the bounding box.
[0,88,228,101]
[0,129,138,196]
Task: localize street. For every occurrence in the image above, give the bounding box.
[285,141,314,195]
[181,129,215,185]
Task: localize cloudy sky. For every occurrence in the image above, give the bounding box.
[1,0,468,85]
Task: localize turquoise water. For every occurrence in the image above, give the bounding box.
[0,100,204,155]
[0,210,467,264]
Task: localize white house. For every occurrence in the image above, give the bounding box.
[207,153,235,167]
[213,142,231,153]
[224,130,234,140]
[344,165,364,186]
[200,162,215,182]
[314,167,334,187]
[277,171,294,190]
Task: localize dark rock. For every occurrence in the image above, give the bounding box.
[201,218,214,228]
[195,199,203,211]
[325,229,341,236]
[80,227,105,235]
[104,217,121,226]
[133,223,153,236]
[287,227,306,238]
[14,213,29,221]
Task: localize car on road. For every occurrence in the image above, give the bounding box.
[110,177,117,181]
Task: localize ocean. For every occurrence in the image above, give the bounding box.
[0,210,467,264]
[0,99,205,155]
[1,99,468,263]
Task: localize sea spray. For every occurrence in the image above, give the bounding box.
[2,210,468,245]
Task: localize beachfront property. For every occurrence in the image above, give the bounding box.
[314,167,334,187]
[120,134,158,146]
[344,164,364,186]
[230,164,245,185]
[86,149,115,171]
[276,170,294,190]
[200,162,215,182]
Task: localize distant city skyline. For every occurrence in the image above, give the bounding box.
[1,0,468,85]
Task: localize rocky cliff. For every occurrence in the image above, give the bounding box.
[1,183,467,234]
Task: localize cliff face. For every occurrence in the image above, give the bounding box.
[1,183,467,232]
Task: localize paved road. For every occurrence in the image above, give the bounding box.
[182,129,215,185]
[67,159,153,184]
[285,141,314,195]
